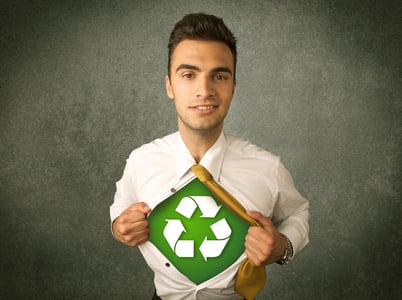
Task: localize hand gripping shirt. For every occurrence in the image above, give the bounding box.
[110,131,309,300]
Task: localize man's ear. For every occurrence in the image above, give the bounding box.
[165,75,174,99]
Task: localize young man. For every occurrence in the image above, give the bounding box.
[110,13,309,300]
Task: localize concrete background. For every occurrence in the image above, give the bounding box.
[1,0,401,299]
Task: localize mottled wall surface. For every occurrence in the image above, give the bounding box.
[1,1,401,299]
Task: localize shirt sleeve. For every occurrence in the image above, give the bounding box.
[271,161,310,257]
[109,157,138,223]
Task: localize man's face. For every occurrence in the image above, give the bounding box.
[165,40,236,135]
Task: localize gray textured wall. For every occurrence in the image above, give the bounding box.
[1,0,401,299]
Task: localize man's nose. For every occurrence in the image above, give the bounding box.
[196,76,215,98]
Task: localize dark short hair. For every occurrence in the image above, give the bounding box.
[167,13,237,78]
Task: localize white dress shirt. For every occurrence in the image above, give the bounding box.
[110,131,309,300]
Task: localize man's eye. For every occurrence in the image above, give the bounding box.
[183,73,193,79]
[214,74,227,80]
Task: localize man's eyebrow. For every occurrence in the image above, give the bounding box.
[175,64,233,76]
[175,64,201,73]
[211,67,232,76]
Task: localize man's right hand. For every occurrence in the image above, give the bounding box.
[112,202,151,247]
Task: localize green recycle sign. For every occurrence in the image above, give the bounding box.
[148,178,249,284]
[165,196,231,260]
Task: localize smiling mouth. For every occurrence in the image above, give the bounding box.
[192,105,217,111]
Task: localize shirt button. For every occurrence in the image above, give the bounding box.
[170,188,176,193]
[165,262,170,267]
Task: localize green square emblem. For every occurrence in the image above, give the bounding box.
[148,178,249,284]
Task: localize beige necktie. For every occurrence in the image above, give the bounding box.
[191,164,266,300]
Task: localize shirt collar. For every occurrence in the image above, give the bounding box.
[175,131,227,181]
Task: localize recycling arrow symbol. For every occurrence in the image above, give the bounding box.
[163,196,232,261]
[148,177,249,284]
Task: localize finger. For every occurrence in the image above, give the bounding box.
[246,230,275,264]
[127,202,152,214]
[247,227,275,254]
[123,228,150,247]
[244,242,266,267]
[121,218,149,233]
[130,219,149,233]
[247,226,269,241]
[246,211,272,229]
[119,209,147,224]
[116,220,149,241]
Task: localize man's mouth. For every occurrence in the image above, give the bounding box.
[192,105,217,111]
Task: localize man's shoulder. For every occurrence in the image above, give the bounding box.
[225,134,280,163]
[129,132,178,158]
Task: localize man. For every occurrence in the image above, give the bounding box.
[110,13,309,300]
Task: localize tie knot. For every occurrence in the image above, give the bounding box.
[191,164,212,182]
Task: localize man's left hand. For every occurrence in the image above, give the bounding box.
[244,211,286,266]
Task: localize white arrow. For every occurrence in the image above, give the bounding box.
[176,197,197,219]
[164,219,186,251]
[199,237,230,261]
[191,196,221,218]
[175,240,194,257]
[210,218,232,239]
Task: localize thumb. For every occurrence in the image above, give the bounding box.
[246,211,271,228]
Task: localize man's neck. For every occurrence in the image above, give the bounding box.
[178,125,223,163]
